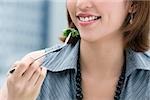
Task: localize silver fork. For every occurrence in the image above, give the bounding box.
[9,33,71,74]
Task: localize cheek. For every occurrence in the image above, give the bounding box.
[67,0,77,24]
[100,3,128,30]
[111,8,128,30]
[66,0,72,14]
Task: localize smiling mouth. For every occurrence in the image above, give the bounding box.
[77,16,102,22]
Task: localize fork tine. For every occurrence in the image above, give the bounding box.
[31,33,71,64]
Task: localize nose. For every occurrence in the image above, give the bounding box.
[76,0,93,11]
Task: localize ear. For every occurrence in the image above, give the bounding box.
[128,2,137,13]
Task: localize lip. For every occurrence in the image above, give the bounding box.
[76,12,101,26]
[77,19,99,26]
[76,12,100,17]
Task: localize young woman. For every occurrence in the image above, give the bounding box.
[0,0,149,100]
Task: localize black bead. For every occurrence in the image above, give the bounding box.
[115,89,121,94]
[75,46,126,100]
[120,76,125,80]
[116,85,121,89]
[114,95,120,100]
[118,80,123,85]
[76,77,81,82]
[77,72,81,77]
[76,87,82,92]
[76,93,83,99]
[76,82,81,87]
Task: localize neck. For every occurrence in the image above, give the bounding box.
[80,33,124,79]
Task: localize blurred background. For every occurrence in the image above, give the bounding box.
[0,0,67,87]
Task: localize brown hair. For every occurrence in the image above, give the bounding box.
[60,1,149,52]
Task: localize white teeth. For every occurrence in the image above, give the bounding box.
[89,17,92,20]
[78,16,100,22]
[85,17,88,21]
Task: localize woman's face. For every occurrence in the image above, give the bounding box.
[67,0,130,42]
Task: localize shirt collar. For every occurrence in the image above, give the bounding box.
[43,41,150,77]
[125,48,150,77]
[43,41,79,72]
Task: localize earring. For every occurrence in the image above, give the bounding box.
[130,13,133,24]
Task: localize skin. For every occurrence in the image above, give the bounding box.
[0,0,134,100]
[67,0,133,99]
[0,50,47,100]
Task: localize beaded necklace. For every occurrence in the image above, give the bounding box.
[75,49,126,100]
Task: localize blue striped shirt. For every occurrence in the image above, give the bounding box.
[37,41,150,100]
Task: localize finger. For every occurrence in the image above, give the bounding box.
[7,62,20,77]
[22,61,41,81]
[9,68,16,74]
[11,61,20,68]
[28,67,41,87]
[8,61,20,75]
[13,56,35,77]
[34,67,47,88]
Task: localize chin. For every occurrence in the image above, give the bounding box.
[80,33,103,43]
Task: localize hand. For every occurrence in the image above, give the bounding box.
[6,52,47,100]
